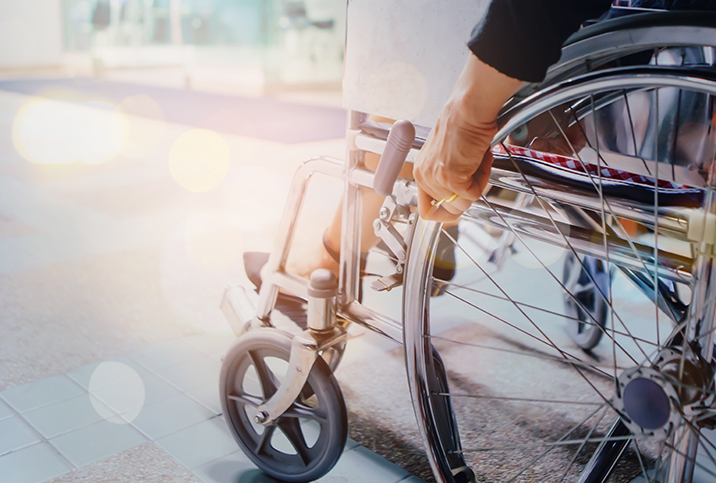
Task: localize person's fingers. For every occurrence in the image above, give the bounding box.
[440,195,471,215]
[464,150,495,200]
[417,186,436,220]
[418,188,472,222]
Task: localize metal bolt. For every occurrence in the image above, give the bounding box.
[254,411,269,424]
[379,207,390,220]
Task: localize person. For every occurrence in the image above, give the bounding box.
[246,0,714,294]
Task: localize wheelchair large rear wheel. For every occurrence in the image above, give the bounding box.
[404,67,716,483]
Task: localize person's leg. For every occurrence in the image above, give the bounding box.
[287,150,412,278]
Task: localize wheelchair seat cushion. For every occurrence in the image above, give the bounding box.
[492,144,704,208]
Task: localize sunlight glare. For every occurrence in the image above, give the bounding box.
[117,94,166,159]
[12,97,126,165]
[168,129,231,192]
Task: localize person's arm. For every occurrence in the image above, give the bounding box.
[415,0,613,221]
[414,54,522,221]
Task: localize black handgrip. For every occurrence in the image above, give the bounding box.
[373,120,415,196]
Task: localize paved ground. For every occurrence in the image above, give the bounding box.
[0,81,421,483]
[2,79,716,483]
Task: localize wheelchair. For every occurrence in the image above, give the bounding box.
[218,8,716,483]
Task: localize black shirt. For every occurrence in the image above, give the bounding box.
[467,0,613,82]
[467,0,716,82]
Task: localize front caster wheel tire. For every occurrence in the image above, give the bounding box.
[220,329,348,482]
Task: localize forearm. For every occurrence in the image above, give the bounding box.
[447,53,524,129]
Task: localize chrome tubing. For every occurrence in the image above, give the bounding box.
[461,199,692,283]
[256,156,345,320]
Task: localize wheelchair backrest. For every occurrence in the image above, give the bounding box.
[343,0,489,127]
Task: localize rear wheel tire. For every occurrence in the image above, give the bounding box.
[404,67,716,483]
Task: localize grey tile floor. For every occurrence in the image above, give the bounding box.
[0,331,420,483]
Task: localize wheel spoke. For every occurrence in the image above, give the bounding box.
[255,424,276,454]
[282,402,328,424]
[506,404,608,483]
[557,403,610,483]
[632,439,651,483]
[278,418,313,467]
[436,392,602,406]
[496,143,653,365]
[404,66,716,483]
[441,281,659,348]
[436,293,619,379]
[591,92,621,399]
[248,350,279,399]
[228,392,263,408]
[429,333,622,377]
[663,441,716,480]
[455,434,637,453]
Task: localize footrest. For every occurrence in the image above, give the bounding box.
[220,283,258,336]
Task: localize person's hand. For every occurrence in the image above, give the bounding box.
[414,54,523,222]
[414,102,496,222]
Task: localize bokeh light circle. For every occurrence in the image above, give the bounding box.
[117,94,166,159]
[12,97,126,165]
[88,362,145,424]
[168,129,231,192]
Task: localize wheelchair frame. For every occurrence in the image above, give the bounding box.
[220,9,716,483]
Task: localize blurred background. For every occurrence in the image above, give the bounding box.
[0,0,351,390]
[2,0,346,94]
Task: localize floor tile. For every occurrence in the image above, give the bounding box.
[88,382,146,419]
[397,476,428,483]
[129,393,215,440]
[0,375,85,413]
[22,394,110,439]
[127,340,206,373]
[156,417,237,469]
[186,381,222,415]
[0,443,72,483]
[344,438,360,452]
[183,331,236,361]
[84,364,180,411]
[316,446,410,483]
[0,399,12,421]
[65,356,142,390]
[0,417,42,456]
[152,354,222,392]
[192,451,258,483]
[50,419,147,467]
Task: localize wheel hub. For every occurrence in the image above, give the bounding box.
[615,348,716,438]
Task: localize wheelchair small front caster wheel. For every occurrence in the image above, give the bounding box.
[562,253,610,350]
[220,329,348,482]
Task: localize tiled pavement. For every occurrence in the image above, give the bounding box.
[0,81,418,482]
[0,330,418,483]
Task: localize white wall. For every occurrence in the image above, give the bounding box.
[0,0,63,68]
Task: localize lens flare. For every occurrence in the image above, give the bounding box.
[220,164,291,230]
[12,97,126,165]
[184,211,244,271]
[88,362,145,424]
[117,94,166,159]
[168,129,231,192]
